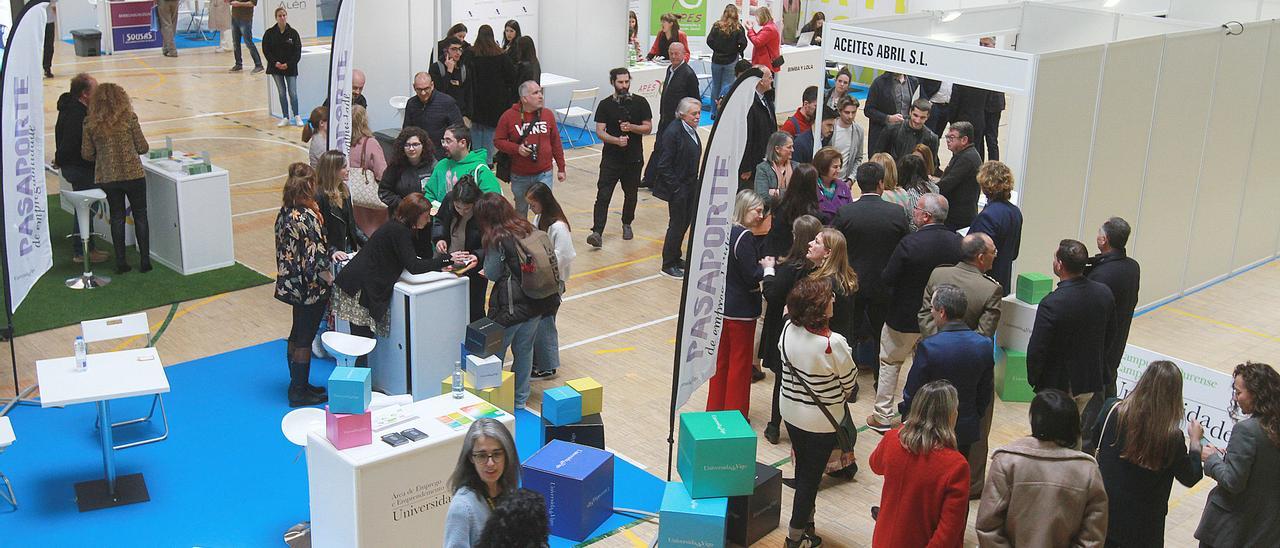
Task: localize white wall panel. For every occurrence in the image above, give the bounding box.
[1132,31,1218,306]
[1235,22,1280,267]
[353,0,434,131]
[1017,4,1115,53]
[537,0,627,110]
[1016,46,1104,277]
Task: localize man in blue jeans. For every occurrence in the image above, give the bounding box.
[228,0,264,73]
[494,81,566,218]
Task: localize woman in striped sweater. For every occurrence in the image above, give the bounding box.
[779,277,857,548]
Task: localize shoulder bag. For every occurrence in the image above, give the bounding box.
[781,326,858,452]
[1093,401,1119,458]
[493,108,541,182]
[347,138,383,209]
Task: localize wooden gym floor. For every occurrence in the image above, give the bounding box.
[5,38,1277,546]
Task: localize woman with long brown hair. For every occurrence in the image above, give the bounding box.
[81,82,151,274]
[761,214,824,444]
[274,163,331,407]
[1195,361,1280,547]
[315,150,367,259]
[525,183,574,380]
[647,13,690,61]
[807,228,858,345]
[469,25,517,164]
[706,4,747,117]
[475,193,560,410]
[1090,360,1202,547]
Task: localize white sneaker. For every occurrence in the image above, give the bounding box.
[277,118,290,127]
[293,115,303,126]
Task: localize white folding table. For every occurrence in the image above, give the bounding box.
[36,347,169,512]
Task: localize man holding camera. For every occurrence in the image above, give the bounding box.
[587,68,653,248]
[494,80,566,217]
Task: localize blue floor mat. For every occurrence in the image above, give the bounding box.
[61,20,333,52]
[0,339,662,545]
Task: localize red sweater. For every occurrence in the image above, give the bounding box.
[869,427,970,548]
[748,22,781,71]
[493,104,566,177]
[779,107,813,137]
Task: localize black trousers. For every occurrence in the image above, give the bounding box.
[926,102,949,137]
[43,22,54,72]
[102,178,149,265]
[661,193,693,269]
[466,272,488,323]
[592,160,642,233]
[983,110,1001,161]
[853,295,888,373]
[785,422,837,531]
[289,300,328,347]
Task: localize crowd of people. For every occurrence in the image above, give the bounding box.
[49,9,1280,546]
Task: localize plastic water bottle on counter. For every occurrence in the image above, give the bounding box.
[452,361,464,399]
[74,336,88,372]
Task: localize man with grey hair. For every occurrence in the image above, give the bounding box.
[918,231,1003,497]
[404,71,463,149]
[643,42,700,189]
[869,193,963,432]
[899,282,994,477]
[1085,216,1140,399]
[495,80,567,217]
[653,97,704,279]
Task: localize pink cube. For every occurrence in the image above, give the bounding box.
[325,406,372,450]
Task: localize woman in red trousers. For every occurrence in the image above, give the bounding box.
[707,190,773,418]
[870,379,970,548]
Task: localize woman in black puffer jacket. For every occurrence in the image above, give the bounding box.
[468,25,517,164]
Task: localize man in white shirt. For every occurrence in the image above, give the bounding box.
[830,96,865,179]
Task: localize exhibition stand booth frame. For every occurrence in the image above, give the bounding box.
[825,3,1280,311]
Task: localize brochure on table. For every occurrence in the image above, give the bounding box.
[307,391,515,548]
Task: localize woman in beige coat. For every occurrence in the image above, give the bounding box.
[976,389,1108,547]
[207,0,232,51]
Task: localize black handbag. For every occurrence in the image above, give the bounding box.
[781,325,858,452]
[493,108,541,182]
[771,55,785,69]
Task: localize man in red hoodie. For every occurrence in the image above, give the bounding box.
[494,80,566,217]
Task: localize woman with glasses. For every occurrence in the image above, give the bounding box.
[380,126,436,215]
[445,418,520,548]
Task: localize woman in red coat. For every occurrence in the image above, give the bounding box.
[870,380,970,548]
[747,6,781,73]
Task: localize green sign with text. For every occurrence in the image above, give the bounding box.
[652,0,708,37]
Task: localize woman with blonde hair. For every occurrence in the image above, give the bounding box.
[747,6,781,76]
[872,152,908,212]
[870,380,969,547]
[314,150,367,260]
[968,160,1022,294]
[274,162,331,407]
[1090,360,1202,547]
[347,104,390,233]
[706,4,747,117]
[647,13,689,61]
[707,190,773,418]
[82,82,151,274]
[913,143,940,182]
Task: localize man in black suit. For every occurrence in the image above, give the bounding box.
[739,66,776,190]
[1085,217,1140,398]
[947,84,990,160]
[643,42,701,188]
[832,162,910,376]
[869,193,963,432]
[1027,239,1116,436]
[864,71,917,158]
[654,98,704,279]
[937,122,982,231]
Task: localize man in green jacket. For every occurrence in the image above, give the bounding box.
[424,124,502,204]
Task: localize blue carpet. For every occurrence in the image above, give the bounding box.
[0,339,662,545]
[62,20,333,51]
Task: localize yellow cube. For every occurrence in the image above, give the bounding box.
[441,371,516,412]
[566,377,603,416]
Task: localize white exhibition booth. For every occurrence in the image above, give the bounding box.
[56,0,321,45]
[828,3,1280,310]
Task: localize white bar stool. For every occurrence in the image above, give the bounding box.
[63,188,111,290]
[321,331,376,368]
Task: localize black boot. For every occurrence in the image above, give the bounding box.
[289,344,326,395]
[110,217,130,274]
[288,361,326,407]
[764,422,780,445]
[134,207,152,273]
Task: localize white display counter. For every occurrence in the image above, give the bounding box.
[370,272,469,401]
[774,44,824,116]
[629,61,668,135]
[267,45,331,119]
[306,391,515,548]
[142,153,235,275]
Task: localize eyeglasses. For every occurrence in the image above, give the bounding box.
[945,135,960,141]
[404,142,422,149]
[414,87,431,93]
[471,450,506,464]
[441,136,457,144]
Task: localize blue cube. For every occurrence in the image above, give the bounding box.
[660,482,727,548]
[523,440,614,541]
[541,386,582,426]
[327,366,371,415]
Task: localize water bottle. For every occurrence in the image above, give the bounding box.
[74,336,88,372]
[452,361,464,399]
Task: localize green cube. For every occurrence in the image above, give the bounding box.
[1016,272,1054,305]
[677,411,756,498]
[995,348,1036,402]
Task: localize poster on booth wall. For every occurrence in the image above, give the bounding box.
[1,2,53,312]
[652,0,709,37]
[109,1,163,52]
[1117,345,1238,447]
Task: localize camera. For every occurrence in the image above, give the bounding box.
[529,143,540,162]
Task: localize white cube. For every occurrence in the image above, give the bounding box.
[996,296,1038,353]
[465,355,504,389]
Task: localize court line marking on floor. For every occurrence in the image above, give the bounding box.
[563,274,661,301]
[1168,477,1212,510]
[593,347,635,355]
[230,174,286,187]
[569,254,661,279]
[1163,306,1280,343]
[232,207,278,218]
[559,314,677,351]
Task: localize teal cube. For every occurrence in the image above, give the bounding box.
[1016,272,1054,305]
[996,348,1036,402]
[677,411,756,498]
[542,386,582,426]
[660,482,727,548]
[327,366,371,415]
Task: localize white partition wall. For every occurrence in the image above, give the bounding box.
[537,0,627,108]
[352,0,436,131]
[1236,26,1280,269]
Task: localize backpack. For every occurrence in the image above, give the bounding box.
[508,230,563,299]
